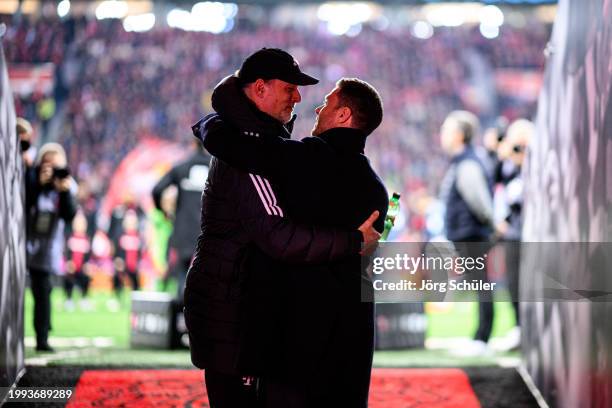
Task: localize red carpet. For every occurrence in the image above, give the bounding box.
[65,368,480,407]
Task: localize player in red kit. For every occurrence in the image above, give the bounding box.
[112,209,142,299]
[64,211,93,311]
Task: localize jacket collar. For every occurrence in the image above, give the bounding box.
[317,127,367,154]
[212,75,293,138]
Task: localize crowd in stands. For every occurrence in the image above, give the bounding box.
[5,10,551,239]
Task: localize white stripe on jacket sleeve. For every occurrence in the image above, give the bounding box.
[248,173,285,217]
[260,176,284,217]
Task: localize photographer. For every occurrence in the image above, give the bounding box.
[25,143,77,352]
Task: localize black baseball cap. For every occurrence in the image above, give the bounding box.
[237,48,319,86]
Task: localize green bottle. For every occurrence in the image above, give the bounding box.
[381,192,401,241]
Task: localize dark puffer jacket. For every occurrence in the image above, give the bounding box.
[199,75,389,406]
[184,114,363,375]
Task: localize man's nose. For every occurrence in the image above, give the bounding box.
[315,105,322,114]
[294,89,302,103]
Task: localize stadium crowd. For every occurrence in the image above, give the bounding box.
[5,10,550,243]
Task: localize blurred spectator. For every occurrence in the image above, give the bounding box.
[5,11,550,240]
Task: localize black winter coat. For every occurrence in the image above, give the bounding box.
[184,115,363,375]
[198,75,389,405]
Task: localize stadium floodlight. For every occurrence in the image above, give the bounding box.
[57,0,70,18]
[327,19,352,36]
[191,2,237,33]
[167,4,236,33]
[480,5,504,27]
[346,23,363,38]
[123,13,155,32]
[411,20,434,40]
[480,23,500,39]
[192,2,238,19]
[425,5,465,27]
[95,0,128,20]
[167,8,205,31]
[318,2,373,36]
[167,8,191,29]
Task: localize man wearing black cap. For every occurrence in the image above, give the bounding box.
[184,48,381,408]
[192,49,389,407]
[234,47,318,124]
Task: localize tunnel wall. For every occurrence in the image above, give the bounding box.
[521,0,612,407]
[0,41,26,401]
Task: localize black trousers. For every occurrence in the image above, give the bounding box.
[454,239,494,343]
[262,302,374,408]
[204,370,258,408]
[113,268,140,294]
[30,270,52,347]
[64,270,91,299]
[261,379,308,408]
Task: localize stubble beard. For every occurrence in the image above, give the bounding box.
[311,122,320,136]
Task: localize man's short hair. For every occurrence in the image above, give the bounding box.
[446,111,480,144]
[16,117,33,136]
[335,78,383,136]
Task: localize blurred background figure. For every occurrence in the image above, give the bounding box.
[76,180,100,241]
[63,211,93,312]
[106,194,145,310]
[16,117,36,168]
[493,118,534,351]
[148,189,175,291]
[25,142,77,352]
[480,116,509,180]
[110,209,143,311]
[152,139,211,300]
[439,110,496,356]
[107,193,145,251]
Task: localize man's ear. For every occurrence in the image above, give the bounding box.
[253,79,267,99]
[336,106,352,126]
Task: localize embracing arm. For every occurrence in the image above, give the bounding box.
[194,114,301,180]
[236,171,380,263]
[193,75,307,179]
[242,213,363,264]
